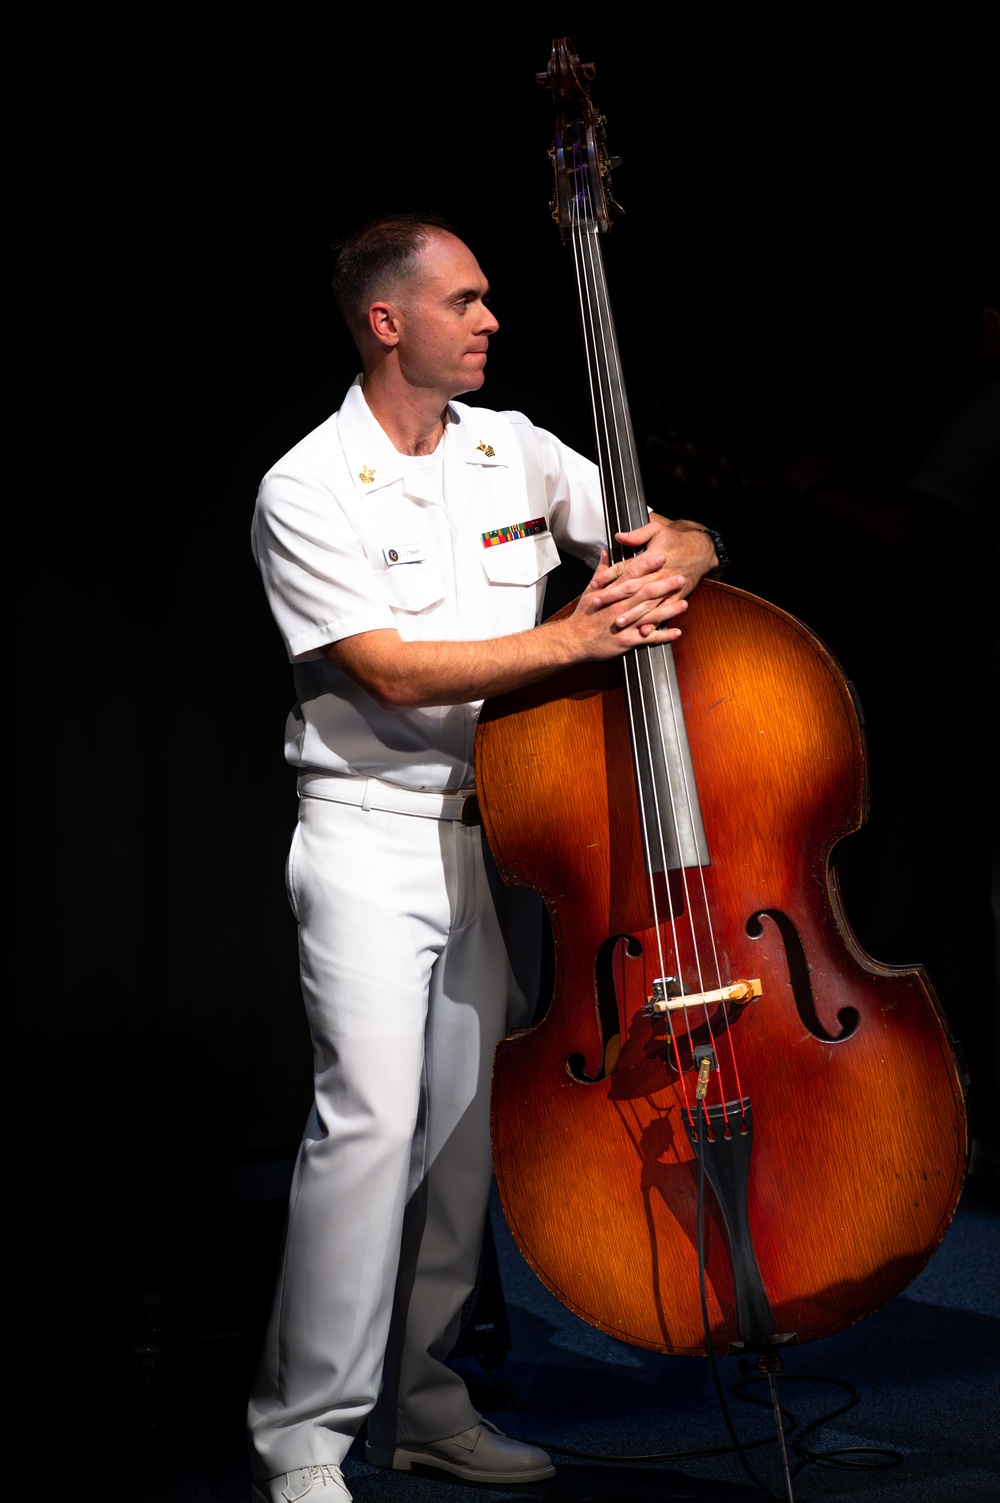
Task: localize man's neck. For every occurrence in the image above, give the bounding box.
[361,369,449,456]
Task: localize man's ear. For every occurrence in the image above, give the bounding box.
[367,300,401,348]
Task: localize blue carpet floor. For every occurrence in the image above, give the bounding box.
[99,1174,998,1503]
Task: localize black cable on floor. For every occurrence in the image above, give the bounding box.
[732,1371,903,1477]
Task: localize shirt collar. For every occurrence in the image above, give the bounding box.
[336,377,406,497]
[446,402,509,468]
[337,378,508,499]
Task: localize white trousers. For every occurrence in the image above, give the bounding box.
[248,792,525,1478]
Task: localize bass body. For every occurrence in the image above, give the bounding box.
[478,578,967,1355]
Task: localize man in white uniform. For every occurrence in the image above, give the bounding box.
[249,214,719,1502]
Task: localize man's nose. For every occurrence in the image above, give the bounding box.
[481,305,499,334]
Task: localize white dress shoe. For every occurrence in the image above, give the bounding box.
[251,1464,352,1502]
[366,1417,555,1482]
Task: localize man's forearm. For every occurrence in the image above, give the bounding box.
[329,616,585,711]
[329,545,692,711]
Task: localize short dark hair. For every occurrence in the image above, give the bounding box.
[332,212,458,329]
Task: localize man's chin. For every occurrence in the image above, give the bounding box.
[452,371,487,398]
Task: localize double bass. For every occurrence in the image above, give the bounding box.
[476,39,967,1361]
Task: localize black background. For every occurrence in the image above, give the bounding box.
[10,14,997,1464]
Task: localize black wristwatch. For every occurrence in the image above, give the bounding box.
[703,527,728,576]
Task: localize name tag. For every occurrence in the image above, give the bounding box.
[383,542,426,567]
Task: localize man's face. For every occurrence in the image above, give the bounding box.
[392,231,499,399]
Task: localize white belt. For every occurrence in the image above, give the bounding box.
[297,772,481,824]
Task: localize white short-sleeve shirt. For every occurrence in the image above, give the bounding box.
[252,378,607,791]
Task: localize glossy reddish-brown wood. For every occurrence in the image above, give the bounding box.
[477,580,967,1355]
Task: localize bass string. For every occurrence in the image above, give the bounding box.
[566,171,705,1106]
[562,161,681,1095]
[567,212,678,986]
[576,227,725,1121]
[566,147,743,1126]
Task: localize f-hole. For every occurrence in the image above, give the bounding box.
[566,932,643,1082]
[747,908,859,1042]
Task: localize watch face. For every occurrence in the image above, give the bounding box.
[706,528,728,569]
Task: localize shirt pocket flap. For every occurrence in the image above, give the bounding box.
[479,531,561,587]
[378,561,445,614]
